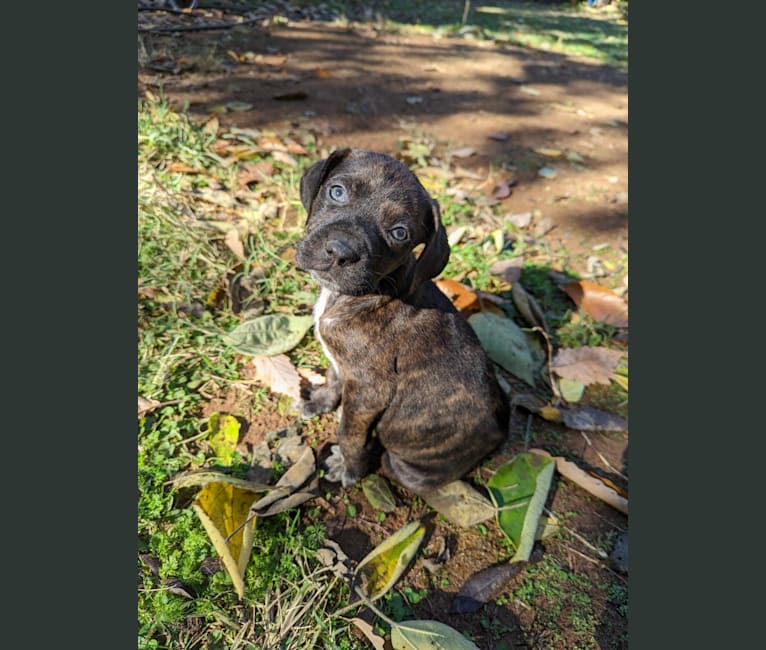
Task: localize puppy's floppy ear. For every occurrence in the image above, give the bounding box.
[299,148,351,220]
[411,199,450,292]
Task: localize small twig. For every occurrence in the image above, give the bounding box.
[461,0,472,26]
[531,325,560,402]
[523,413,532,451]
[596,451,628,480]
[579,431,628,480]
[567,546,627,585]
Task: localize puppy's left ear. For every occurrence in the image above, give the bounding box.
[299,148,351,220]
[411,199,450,291]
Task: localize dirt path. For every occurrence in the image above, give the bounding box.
[139,18,628,271]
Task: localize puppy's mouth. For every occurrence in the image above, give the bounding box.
[296,234,378,295]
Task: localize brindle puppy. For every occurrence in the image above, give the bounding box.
[296,148,508,495]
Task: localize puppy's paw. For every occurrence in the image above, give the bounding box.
[324,445,360,488]
[300,386,339,420]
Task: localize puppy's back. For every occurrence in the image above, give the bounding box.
[376,297,509,488]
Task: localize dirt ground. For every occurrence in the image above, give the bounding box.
[139,8,628,649]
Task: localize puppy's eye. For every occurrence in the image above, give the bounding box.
[328,184,347,203]
[389,227,409,242]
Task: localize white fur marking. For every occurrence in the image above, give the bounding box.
[314,288,341,378]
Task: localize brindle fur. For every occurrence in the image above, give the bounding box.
[295,149,508,494]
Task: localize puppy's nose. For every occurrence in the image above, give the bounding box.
[324,239,359,266]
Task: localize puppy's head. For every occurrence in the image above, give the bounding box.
[295,149,449,297]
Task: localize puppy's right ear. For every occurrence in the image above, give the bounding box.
[299,148,351,220]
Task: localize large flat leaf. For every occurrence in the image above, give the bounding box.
[390,620,480,649]
[420,480,495,528]
[560,405,628,432]
[354,521,425,602]
[224,314,313,356]
[487,452,555,563]
[531,449,628,514]
[558,279,628,328]
[452,562,526,614]
[251,354,302,401]
[171,470,271,492]
[361,475,397,513]
[551,346,623,386]
[192,482,261,599]
[468,312,544,386]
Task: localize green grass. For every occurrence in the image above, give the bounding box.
[138,94,365,648]
[312,0,628,70]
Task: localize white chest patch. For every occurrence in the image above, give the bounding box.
[314,287,341,378]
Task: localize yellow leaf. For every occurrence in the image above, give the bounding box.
[207,412,240,466]
[539,405,563,422]
[534,147,563,158]
[613,374,628,391]
[192,482,261,599]
[491,228,505,254]
[355,521,425,601]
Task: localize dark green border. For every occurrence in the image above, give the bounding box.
[629,1,760,646]
[2,2,137,644]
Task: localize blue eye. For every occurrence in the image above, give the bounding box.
[328,184,347,202]
[390,227,409,242]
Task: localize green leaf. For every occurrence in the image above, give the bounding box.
[467,312,544,386]
[355,521,424,601]
[171,470,271,492]
[487,452,555,563]
[224,314,313,356]
[207,412,240,466]
[361,475,397,513]
[390,620,480,650]
[420,480,495,528]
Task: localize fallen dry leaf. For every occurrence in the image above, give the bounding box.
[167,162,205,174]
[314,66,332,79]
[351,618,385,650]
[452,562,526,614]
[448,146,476,158]
[224,229,246,261]
[202,114,219,136]
[138,396,161,417]
[511,282,548,332]
[559,279,628,328]
[271,150,298,167]
[489,257,524,284]
[251,354,302,401]
[492,178,517,199]
[551,346,623,386]
[560,405,627,432]
[435,278,480,316]
[530,449,628,514]
[507,212,532,228]
[237,160,275,189]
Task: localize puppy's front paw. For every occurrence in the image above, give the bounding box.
[300,386,339,420]
[324,444,360,488]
